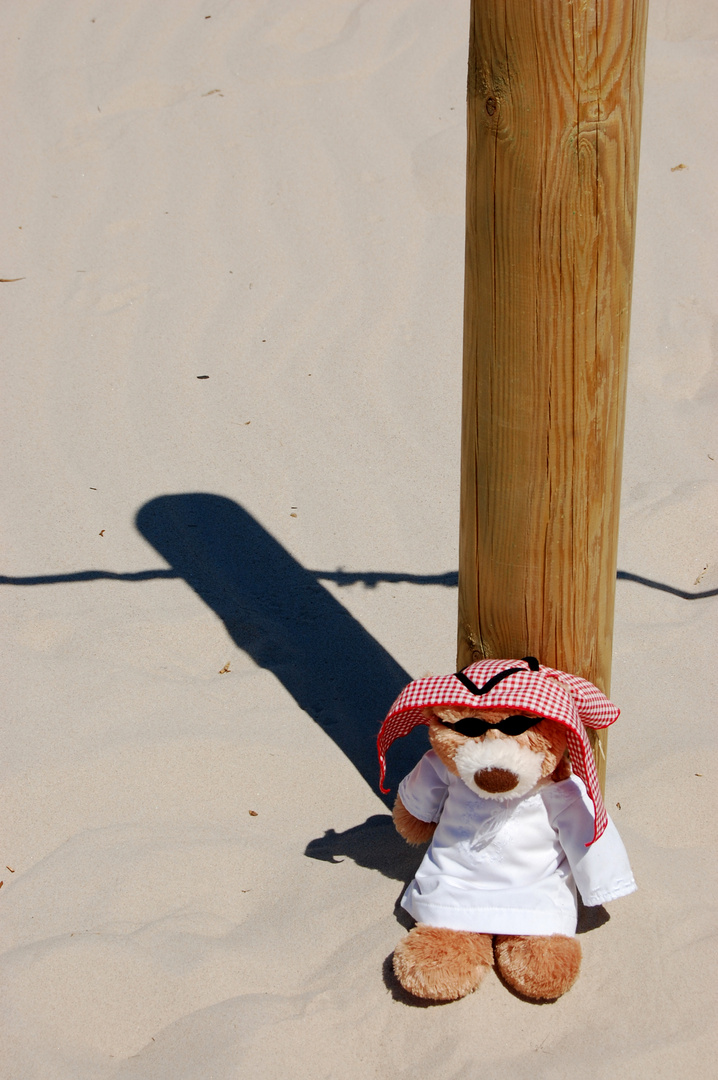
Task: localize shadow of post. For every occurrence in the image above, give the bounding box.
[135,493,428,799]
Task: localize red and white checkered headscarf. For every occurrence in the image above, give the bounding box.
[378,657,619,845]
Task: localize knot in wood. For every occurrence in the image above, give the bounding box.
[485,96,497,116]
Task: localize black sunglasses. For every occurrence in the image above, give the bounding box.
[436,714,543,738]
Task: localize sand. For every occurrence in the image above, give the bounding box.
[1,2,716,1077]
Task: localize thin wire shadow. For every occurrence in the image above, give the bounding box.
[133,493,429,799]
[2,567,714,601]
[0,569,180,585]
[310,569,459,588]
[616,570,718,600]
[0,568,458,588]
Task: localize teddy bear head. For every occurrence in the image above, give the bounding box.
[425,705,571,801]
[378,657,620,843]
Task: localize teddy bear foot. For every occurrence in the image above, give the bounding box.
[494,934,581,1001]
[393,924,493,1001]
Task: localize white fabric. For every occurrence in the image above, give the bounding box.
[398,751,637,936]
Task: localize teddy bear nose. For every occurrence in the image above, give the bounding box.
[474,767,519,793]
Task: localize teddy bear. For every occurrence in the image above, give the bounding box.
[377,656,636,1002]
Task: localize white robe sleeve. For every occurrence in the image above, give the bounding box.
[545,778,637,906]
[397,751,451,824]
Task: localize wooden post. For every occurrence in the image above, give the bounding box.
[457,0,648,787]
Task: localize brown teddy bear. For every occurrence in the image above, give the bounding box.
[378,657,636,1002]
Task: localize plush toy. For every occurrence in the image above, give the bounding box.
[378,656,636,1002]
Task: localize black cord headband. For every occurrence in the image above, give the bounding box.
[454,656,540,696]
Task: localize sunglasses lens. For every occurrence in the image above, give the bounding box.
[499,715,540,736]
[440,717,490,738]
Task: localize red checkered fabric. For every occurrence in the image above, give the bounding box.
[377,658,619,845]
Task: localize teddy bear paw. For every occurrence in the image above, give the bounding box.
[494,934,581,1001]
[392,924,493,1001]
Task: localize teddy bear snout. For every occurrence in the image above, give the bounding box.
[474,767,520,794]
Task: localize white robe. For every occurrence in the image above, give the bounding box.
[398,750,636,936]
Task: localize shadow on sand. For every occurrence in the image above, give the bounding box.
[135,493,429,800]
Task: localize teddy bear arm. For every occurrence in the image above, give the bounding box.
[393,795,437,845]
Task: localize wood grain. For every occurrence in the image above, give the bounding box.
[458,0,648,785]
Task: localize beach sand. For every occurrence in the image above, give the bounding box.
[1,2,716,1077]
